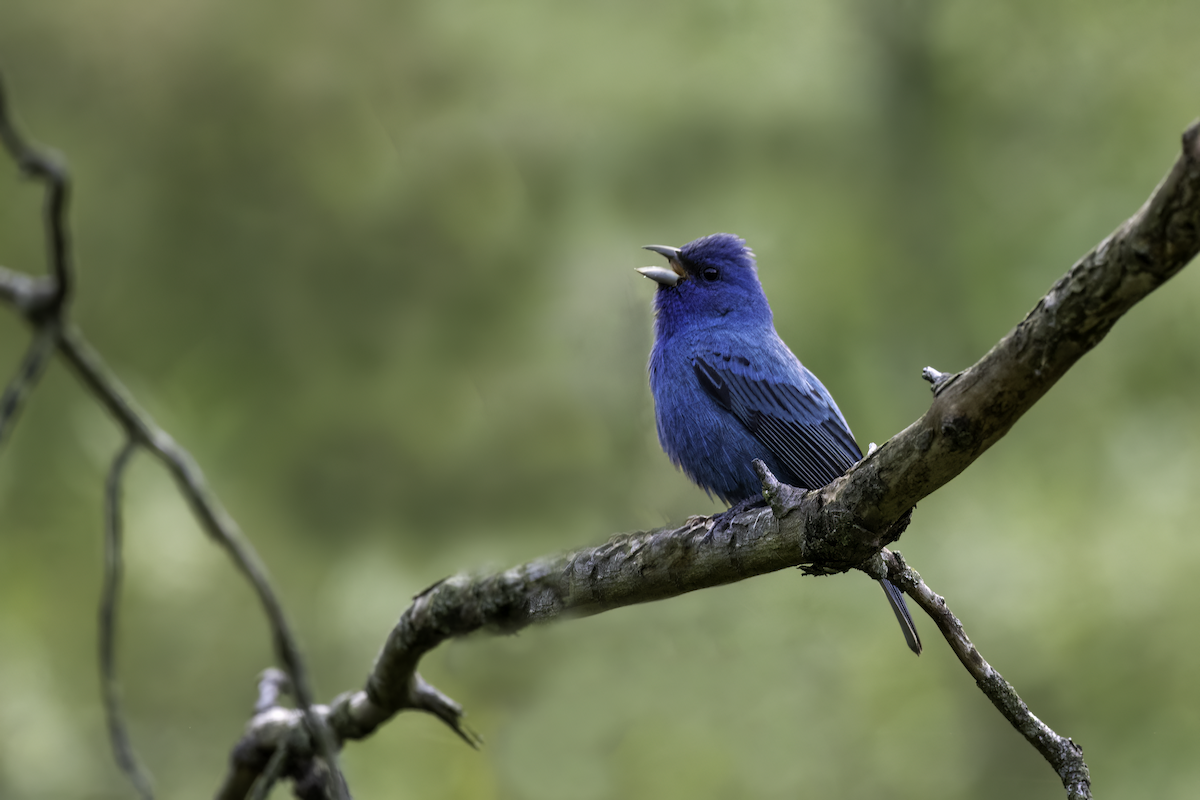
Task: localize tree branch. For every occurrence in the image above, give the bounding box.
[838,119,1200,534]
[0,73,72,307]
[0,72,347,800]
[0,319,58,449]
[0,71,69,450]
[880,550,1092,799]
[99,438,155,800]
[220,119,1200,799]
[6,60,1198,797]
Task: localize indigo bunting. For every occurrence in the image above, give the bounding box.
[638,233,921,655]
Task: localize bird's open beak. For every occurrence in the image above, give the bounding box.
[636,244,686,287]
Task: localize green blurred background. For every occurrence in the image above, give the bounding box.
[2,1,1199,797]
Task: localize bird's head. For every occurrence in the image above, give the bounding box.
[637,233,772,335]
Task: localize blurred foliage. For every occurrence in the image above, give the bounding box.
[2,0,1200,797]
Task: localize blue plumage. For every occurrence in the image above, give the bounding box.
[638,233,921,655]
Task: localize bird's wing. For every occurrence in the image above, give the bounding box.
[693,353,863,490]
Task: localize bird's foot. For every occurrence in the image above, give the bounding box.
[708,496,767,541]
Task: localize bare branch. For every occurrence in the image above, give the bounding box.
[0,73,71,309]
[221,706,313,800]
[833,120,1200,535]
[51,326,347,797]
[99,438,154,800]
[0,320,58,450]
[225,119,1200,796]
[4,62,1197,798]
[881,551,1092,800]
[0,71,346,799]
[0,74,72,451]
[246,738,291,800]
[219,671,350,800]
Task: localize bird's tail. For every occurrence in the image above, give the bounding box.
[879,579,922,655]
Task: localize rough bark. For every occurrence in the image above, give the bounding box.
[4,63,1197,798]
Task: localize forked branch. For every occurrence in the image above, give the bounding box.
[223,118,1200,799]
[0,73,347,800]
[4,65,1197,799]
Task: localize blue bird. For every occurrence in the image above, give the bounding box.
[638,232,921,655]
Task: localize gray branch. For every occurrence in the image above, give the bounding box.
[880,551,1092,799]
[99,438,154,800]
[220,119,1200,800]
[0,319,58,449]
[0,73,346,800]
[5,60,1198,799]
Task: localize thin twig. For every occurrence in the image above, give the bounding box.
[246,739,291,800]
[882,550,1092,800]
[54,326,347,798]
[225,119,1200,795]
[0,72,71,452]
[0,72,71,308]
[99,438,155,800]
[5,65,1198,799]
[0,71,346,798]
[0,320,58,451]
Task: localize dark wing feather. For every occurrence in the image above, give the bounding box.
[695,355,922,656]
[694,354,862,490]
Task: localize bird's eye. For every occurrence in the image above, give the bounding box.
[702,267,720,282]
